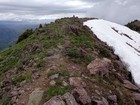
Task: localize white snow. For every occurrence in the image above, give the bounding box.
[84,19,140,85]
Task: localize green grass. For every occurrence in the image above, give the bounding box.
[12,71,32,84]
[65,47,94,64]
[65,48,81,58]
[95,45,111,58]
[71,33,94,49]
[0,96,11,105]
[44,86,71,100]
[47,70,57,77]
[36,60,46,68]
[59,69,69,77]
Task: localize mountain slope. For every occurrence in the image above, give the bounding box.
[0,17,140,105]
[84,19,140,86]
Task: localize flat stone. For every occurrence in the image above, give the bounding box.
[49,74,59,80]
[27,88,44,105]
[123,80,139,91]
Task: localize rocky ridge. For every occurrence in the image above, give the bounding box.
[0,17,140,105]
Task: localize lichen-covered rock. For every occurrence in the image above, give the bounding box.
[27,88,44,105]
[87,58,111,76]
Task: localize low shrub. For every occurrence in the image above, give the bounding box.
[16,29,33,43]
[44,86,71,99]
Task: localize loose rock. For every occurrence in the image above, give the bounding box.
[108,95,117,103]
[49,74,59,80]
[63,92,78,105]
[69,77,86,87]
[72,87,91,105]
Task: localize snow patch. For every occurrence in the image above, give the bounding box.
[84,19,140,85]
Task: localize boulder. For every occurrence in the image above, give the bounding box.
[72,87,91,105]
[87,58,111,76]
[44,96,65,105]
[69,77,86,87]
[63,92,78,105]
[123,80,139,91]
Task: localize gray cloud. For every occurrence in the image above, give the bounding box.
[86,0,140,24]
[0,0,139,24]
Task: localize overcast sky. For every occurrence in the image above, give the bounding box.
[0,0,139,24]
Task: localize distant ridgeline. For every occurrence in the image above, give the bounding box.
[0,25,17,50]
[0,22,38,50]
[126,20,140,33]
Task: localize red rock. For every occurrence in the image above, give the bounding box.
[123,80,139,91]
[72,87,91,105]
[87,58,111,76]
[132,93,140,105]
[69,77,86,87]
